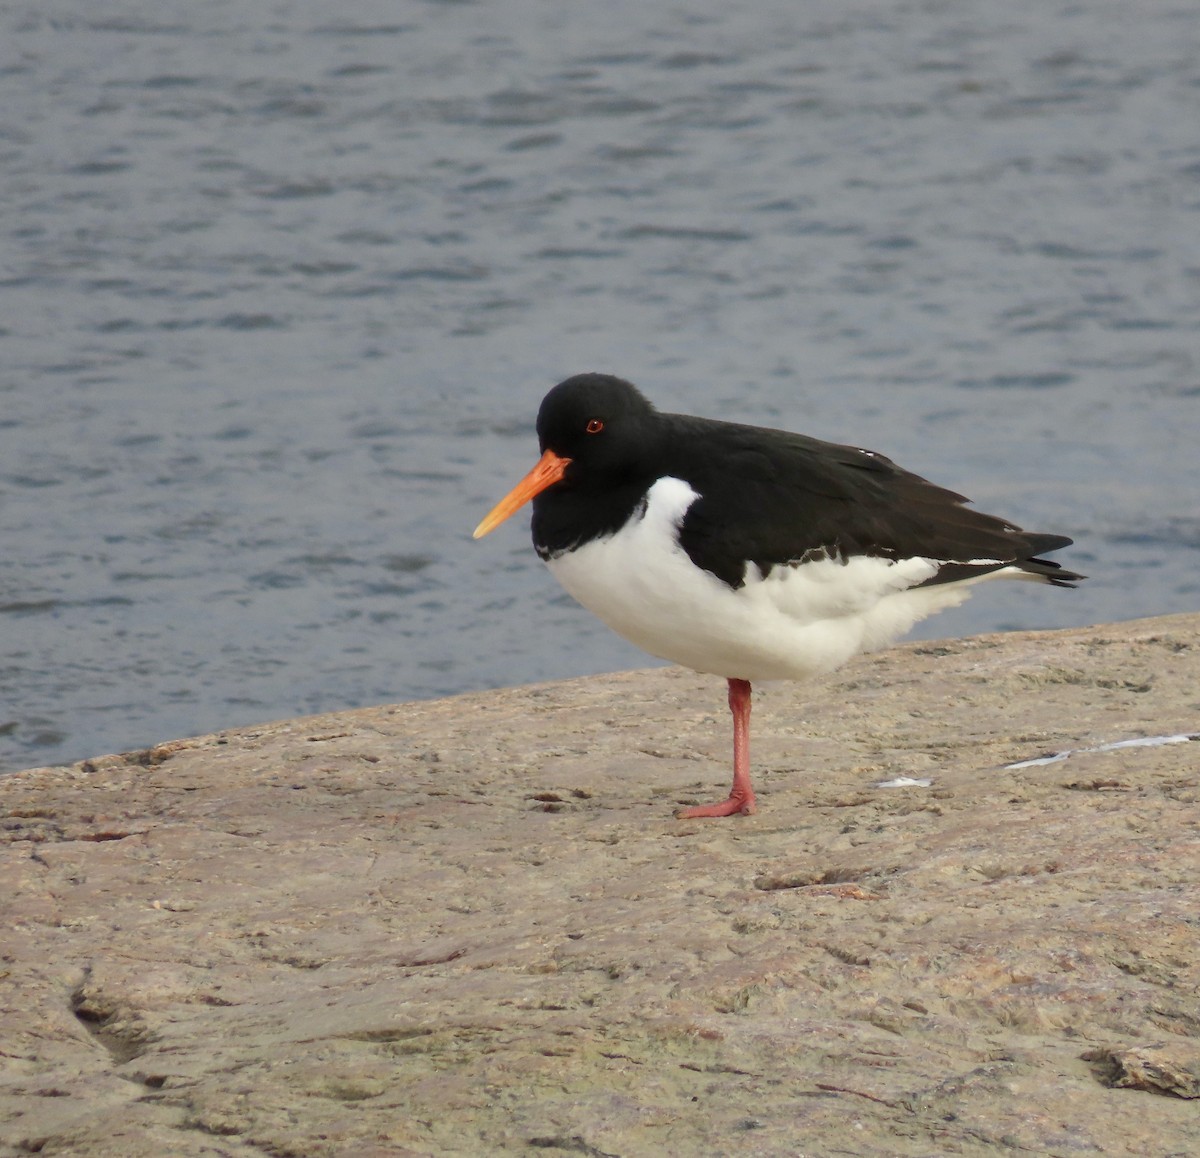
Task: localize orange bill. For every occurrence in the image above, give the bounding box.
[473,449,572,539]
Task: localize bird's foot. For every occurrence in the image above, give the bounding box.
[675,789,757,819]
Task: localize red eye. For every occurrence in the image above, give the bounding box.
[585,418,604,434]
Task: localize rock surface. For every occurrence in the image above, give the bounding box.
[2,613,1199,1157]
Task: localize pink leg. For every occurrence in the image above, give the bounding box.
[675,678,758,819]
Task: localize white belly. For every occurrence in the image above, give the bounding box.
[544,476,979,682]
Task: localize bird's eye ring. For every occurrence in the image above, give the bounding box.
[585,418,605,434]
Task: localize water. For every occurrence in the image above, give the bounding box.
[2,0,1198,772]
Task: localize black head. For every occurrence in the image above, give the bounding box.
[536,373,659,488]
[473,373,663,545]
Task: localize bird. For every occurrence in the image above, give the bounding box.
[473,373,1083,819]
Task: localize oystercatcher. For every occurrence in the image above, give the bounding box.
[474,373,1083,818]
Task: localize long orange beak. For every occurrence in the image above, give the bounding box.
[473,449,572,538]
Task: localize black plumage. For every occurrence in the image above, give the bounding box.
[531,373,1083,591]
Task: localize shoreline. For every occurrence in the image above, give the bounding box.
[3,612,1198,1155]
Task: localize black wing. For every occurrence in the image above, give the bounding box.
[665,414,1083,591]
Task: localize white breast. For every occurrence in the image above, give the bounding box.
[544,476,981,682]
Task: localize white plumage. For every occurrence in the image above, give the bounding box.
[546,476,1002,683]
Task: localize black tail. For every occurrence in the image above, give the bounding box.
[1017,535,1084,587]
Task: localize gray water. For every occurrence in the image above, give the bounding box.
[3,0,1198,772]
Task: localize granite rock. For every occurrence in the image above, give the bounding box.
[2,613,1199,1156]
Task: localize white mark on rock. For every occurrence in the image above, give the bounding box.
[1006,733,1197,771]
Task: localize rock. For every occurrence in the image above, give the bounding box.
[1087,1042,1200,1099]
[2,613,1199,1156]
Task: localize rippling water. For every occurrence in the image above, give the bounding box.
[2,0,1198,771]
